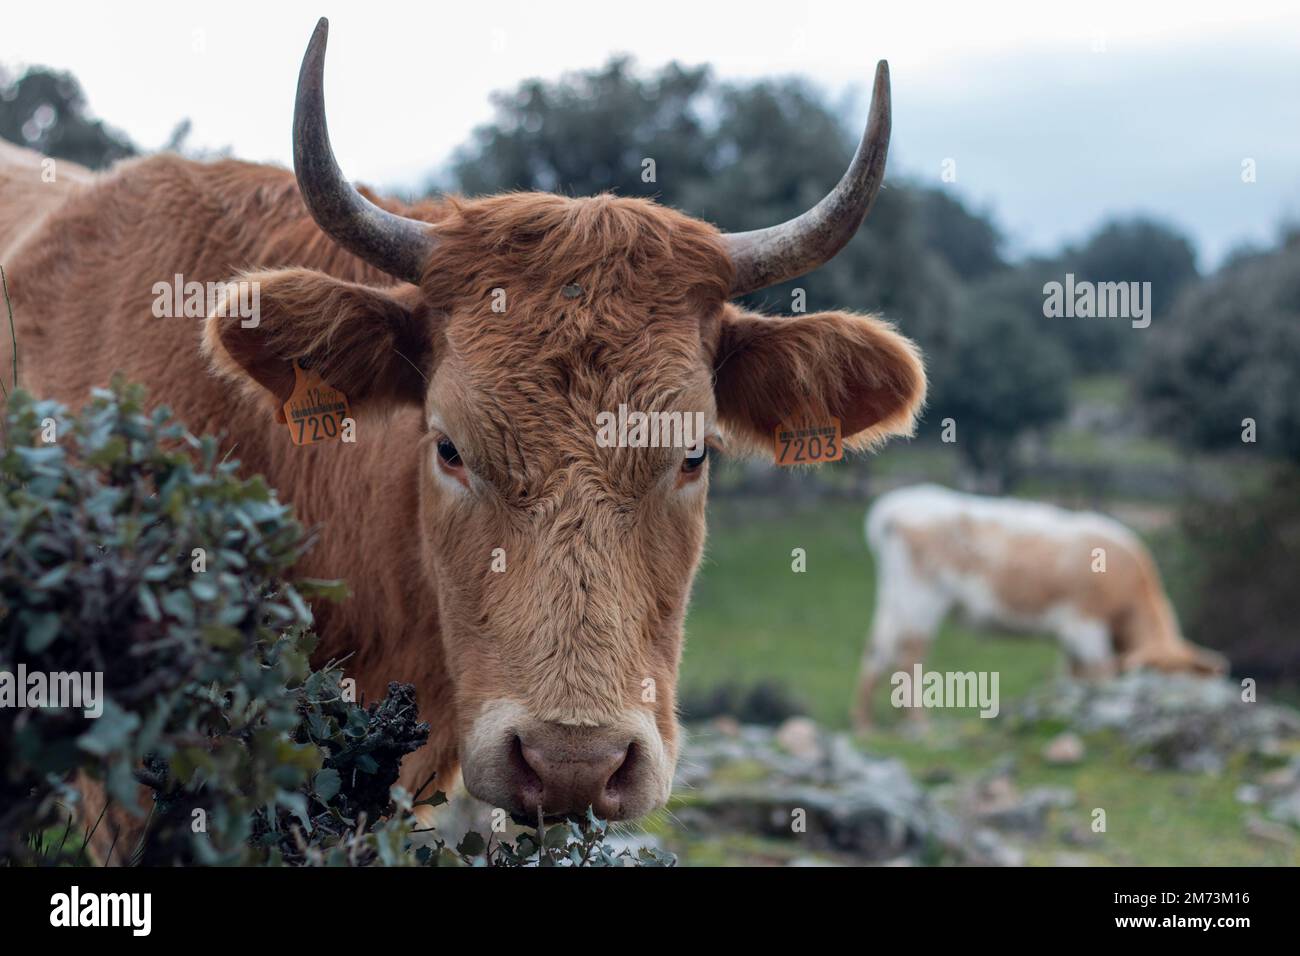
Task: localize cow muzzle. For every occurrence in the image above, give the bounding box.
[461,701,674,821]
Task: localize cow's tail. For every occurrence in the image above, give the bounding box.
[1121,546,1230,676]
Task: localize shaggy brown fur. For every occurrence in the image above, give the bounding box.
[1,145,925,852]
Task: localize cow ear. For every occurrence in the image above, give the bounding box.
[712,303,926,455]
[204,268,434,414]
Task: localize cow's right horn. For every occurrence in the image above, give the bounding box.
[293,18,437,285]
[723,60,891,297]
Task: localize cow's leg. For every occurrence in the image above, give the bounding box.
[852,635,893,732]
[1059,616,1116,680]
[74,773,151,866]
[894,631,937,727]
[853,545,947,731]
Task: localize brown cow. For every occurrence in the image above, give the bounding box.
[0,20,924,834]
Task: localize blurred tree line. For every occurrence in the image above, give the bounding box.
[439,57,1224,487]
[0,66,135,168]
[1139,232,1300,683]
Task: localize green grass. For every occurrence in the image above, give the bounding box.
[684,498,1060,728]
[1046,427,1185,469]
[865,721,1300,866]
[680,494,1300,865]
[1072,375,1130,405]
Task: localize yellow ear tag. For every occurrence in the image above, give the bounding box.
[774,418,843,466]
[282,359,351,446]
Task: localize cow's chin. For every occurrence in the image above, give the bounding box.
[459,699,675,823]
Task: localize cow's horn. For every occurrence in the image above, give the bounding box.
[723,61,891,297]
[293,18,437,285]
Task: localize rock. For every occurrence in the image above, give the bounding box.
[1235,784,1262,806]
[1060,823,1103,847]
[971,828,1025,866]
[1043,732,1086,765]
[668,721,997,864]
[1053,852,1093,866]
[973,780,1075,835]
[974,775,1019,815]
[680,785,923,861]
[1250,758,1300,829]
[1246,814,1299,845]
[1031,786,1078,810]
[1259,762,1300,789]
[1013,672,1300,771]
[1178,750,1225,775]
[1266,787,1300,829]
[775,716,823,761]
[789,856,842,867]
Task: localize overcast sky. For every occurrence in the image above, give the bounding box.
[3,0,1298,267]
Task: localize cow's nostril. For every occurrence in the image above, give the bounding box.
[603,742,638,801]
[509,734,544,810]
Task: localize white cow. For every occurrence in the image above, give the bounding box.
[853,484,1227,729]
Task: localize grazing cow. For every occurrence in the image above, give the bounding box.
[0,19,925,834]
[852,484,1227,729]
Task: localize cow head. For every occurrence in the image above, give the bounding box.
[206,19,925,821]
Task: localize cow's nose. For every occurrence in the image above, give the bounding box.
[509,728,635,819]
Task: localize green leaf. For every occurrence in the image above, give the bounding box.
[33,564,71,589]
[294,578,350,603]
[355,754,379,774]
[76,700,141,757]
[313,768,342,804]
[457,831,486,856]
[22,612,61,653]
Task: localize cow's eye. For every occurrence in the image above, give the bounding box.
[681,444,708,474]
[436,437,462,468]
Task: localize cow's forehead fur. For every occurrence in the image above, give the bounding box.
[416,192,732,500]
[418,191,735,313]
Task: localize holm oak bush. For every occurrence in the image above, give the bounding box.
[0,380,671,866]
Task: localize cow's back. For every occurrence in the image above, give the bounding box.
[2,152,372,441]
[0,141,94,275]
[867,484,1152,627]
[2,150,216,411]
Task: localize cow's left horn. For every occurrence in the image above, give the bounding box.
[293,18,437,285]
[723,60,891,297]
